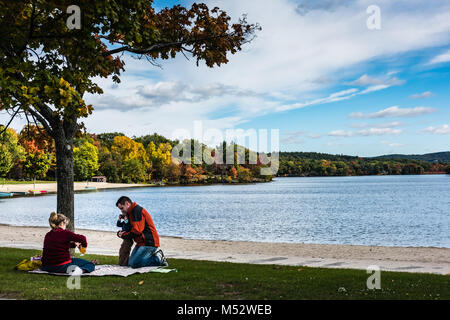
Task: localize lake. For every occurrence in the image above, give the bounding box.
[0,175,449,248]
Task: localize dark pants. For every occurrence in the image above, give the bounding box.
[119,239,134,266]
[41,258,95,274]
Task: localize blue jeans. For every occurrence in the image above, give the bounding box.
[128,246,161,268]
[41,258,95,274]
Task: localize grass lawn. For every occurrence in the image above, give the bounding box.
[0,247,448,300]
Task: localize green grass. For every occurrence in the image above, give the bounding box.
[0,247,448,300]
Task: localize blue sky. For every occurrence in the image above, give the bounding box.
[2,0,450,157]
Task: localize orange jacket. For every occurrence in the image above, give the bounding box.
[121,202,160,247]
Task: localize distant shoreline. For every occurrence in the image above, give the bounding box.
[276,172,449,178]
[1,174,447,197]
[0,180,271,197]
[0,181,155,196]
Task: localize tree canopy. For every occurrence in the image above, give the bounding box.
[0,1,260,230]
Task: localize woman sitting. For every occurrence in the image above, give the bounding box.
[41,212,95,274]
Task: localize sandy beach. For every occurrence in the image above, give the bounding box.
[0,182,153,194]
[0,225,449,275]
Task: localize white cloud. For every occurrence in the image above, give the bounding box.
[359,84,390,94]
[329,127,402,137]
[136,81,258,106]
[381,141,405,147]
[328,130,355,137]
[295,0,354,16]
[349,106,436,119]
[375,121,403,128]
[137,82,188,104]
[308,133,323,139]
[281,130,305,144]
[410,91,434,99]
[349,121,403,128]
[420,124,450,134]
[358,128,403,136]
[347,74,405,87]
[275,88,359,112]
[389,143,404,147]
[349,122,368,128]
[427,49,450,65]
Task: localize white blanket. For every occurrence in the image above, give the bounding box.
[29,264,176,277]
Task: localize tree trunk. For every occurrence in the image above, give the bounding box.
[54,134,75,231]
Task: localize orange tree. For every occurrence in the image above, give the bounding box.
[18,124,56,179]
[20,139,52,180]
[0,1,260,230]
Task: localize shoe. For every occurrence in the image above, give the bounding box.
[155,249,168,267]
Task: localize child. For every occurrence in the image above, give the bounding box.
[117,213,133,266]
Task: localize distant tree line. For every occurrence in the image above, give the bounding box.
[0,125,272,185]
[277,152,450,177]
[2,125,449,184]
[372,152,450,163]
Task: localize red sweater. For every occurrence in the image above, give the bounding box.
[42,228,87,266]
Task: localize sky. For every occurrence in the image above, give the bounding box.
[2,0,450,157]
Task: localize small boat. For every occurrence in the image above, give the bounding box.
[12,191,28,196]
[84,186,97,191]
[0,192,13,198]
[28,190,48,195]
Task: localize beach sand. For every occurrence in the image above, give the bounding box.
[0,225,449,274]
[0,182,152,194]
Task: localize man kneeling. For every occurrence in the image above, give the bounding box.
[116,196,168,268]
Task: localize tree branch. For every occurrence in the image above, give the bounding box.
[28,110,48,138]
[26,105,54,136]
[24,111,32,136]
[0,107,21,136]
[101,31,242,57]
[9,91,57,136]
[102,40,184,56]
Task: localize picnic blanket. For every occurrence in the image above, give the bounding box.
[29,264,177,277]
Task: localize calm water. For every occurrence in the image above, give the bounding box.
[0,175,449,247]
